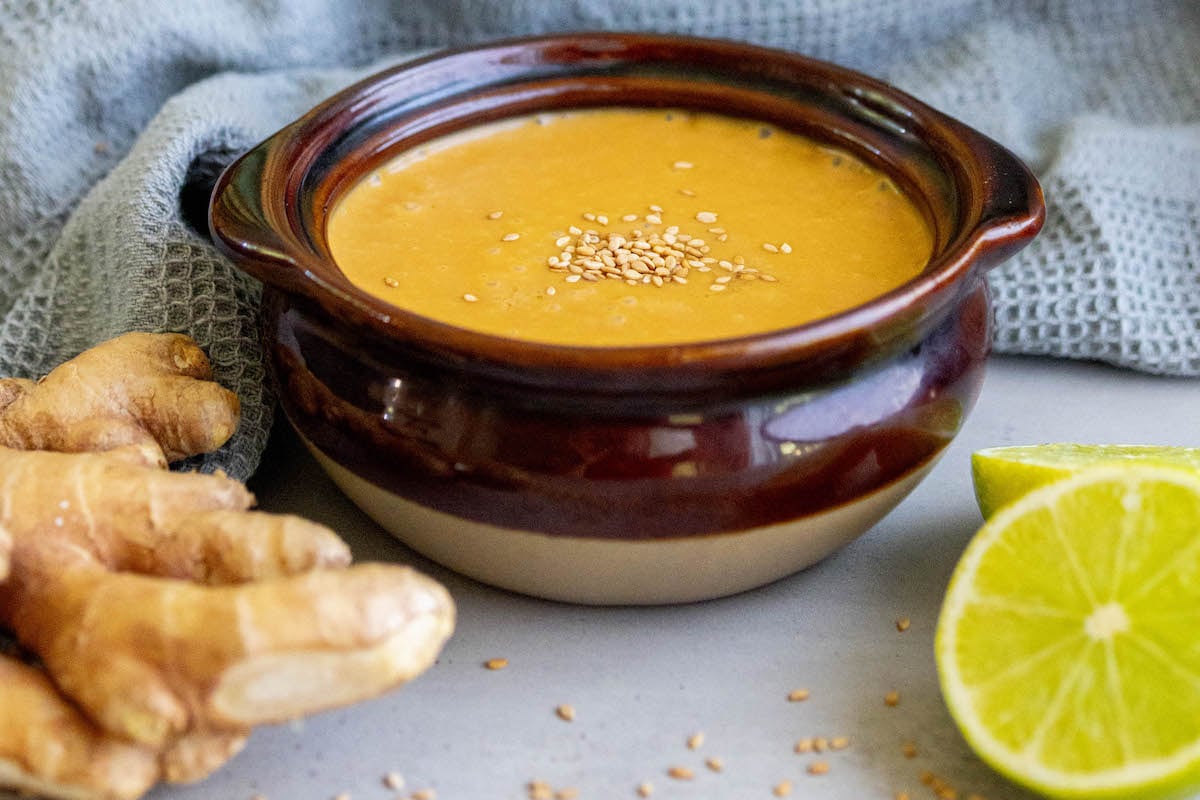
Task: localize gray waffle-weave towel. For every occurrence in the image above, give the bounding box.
[1,0,1197,478]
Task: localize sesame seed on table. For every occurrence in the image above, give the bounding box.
[150,357,1190,800]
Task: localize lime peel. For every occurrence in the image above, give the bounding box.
[972,444,1200,519]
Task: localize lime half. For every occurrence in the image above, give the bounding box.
[937,465,1200,799]
[972,444,1200,519]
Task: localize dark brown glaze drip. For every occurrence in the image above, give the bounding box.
[265,283,989,540]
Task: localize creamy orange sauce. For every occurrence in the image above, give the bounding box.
[327,108,932,346]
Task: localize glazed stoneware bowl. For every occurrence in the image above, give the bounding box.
[210,33,1044,605]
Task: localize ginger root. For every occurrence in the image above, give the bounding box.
[0,333,456,800]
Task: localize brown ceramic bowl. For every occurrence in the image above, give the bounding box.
[210,33,1044,604]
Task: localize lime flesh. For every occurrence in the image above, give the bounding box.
[938,465,1200,799]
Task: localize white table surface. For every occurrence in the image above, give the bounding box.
[145,354,1198,800]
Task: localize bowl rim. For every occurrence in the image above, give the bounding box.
[210,31,1044,393]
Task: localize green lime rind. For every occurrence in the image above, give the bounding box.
[938,464,1200,800]
[972,444,1200,519]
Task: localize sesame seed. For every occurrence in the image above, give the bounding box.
[487,210,504,220]
[666,767,694,781]
[554,235,571,248]
[555,704,576,722]
[794,738,813,754]
[695,211,718,224]
[583,212,596,221]
[383,772,405,790]
[705,756,724,772]
[763,242,780,253]
[333,793,350,800]
[546,287,556,296]
[622,213,639,222]
[645,214,662,225]
[412,789,436,800]
[556,788,580,800]
[715,275,732,284]
[484,658,508,670]
[528,781,553,800]
[462,293,479,303]
[383,277,400,288]
[896,617,912,632]
[649,204,664,213]
[774,780,794,797]
[787,688,810,702]
[807,761,830,776]
[673,160,694,169]
[812,737,828,753]
[780,242,793,253]
[830,736,850,750]
[761,274,779,282]
[709,283,726,292]
[565,274,581,283]
[502,233,520,241]
[885,691,901,707]
[679,188,696,196]
[637,782,654,797]
[597,215,609,225]
[687,732,705,750]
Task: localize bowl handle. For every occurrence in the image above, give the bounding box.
[967,136,1047,270]
[208,140,305,290]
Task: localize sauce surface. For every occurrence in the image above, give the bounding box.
[327,108,932,346]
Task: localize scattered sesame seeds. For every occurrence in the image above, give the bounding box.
[695,211,718,224]
[527,780,553,800]
[787,688,811,703]
[885,691,901,707]
[704,756,724,773]
[687,732,705,750]
[807,761,830,776]
[487,210,504,220]
[555,704,576,722]
[637,781,654,797]
[773,779,794,797]
[502,232,521,241]
[673,160,694,169]
[896,617,912,632]
[462,293,479,303]
[666,766,694,781]
[484,658,509,670]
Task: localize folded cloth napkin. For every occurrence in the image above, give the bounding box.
[1,0,1197,478]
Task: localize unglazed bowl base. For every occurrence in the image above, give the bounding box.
[304,439,936,605]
